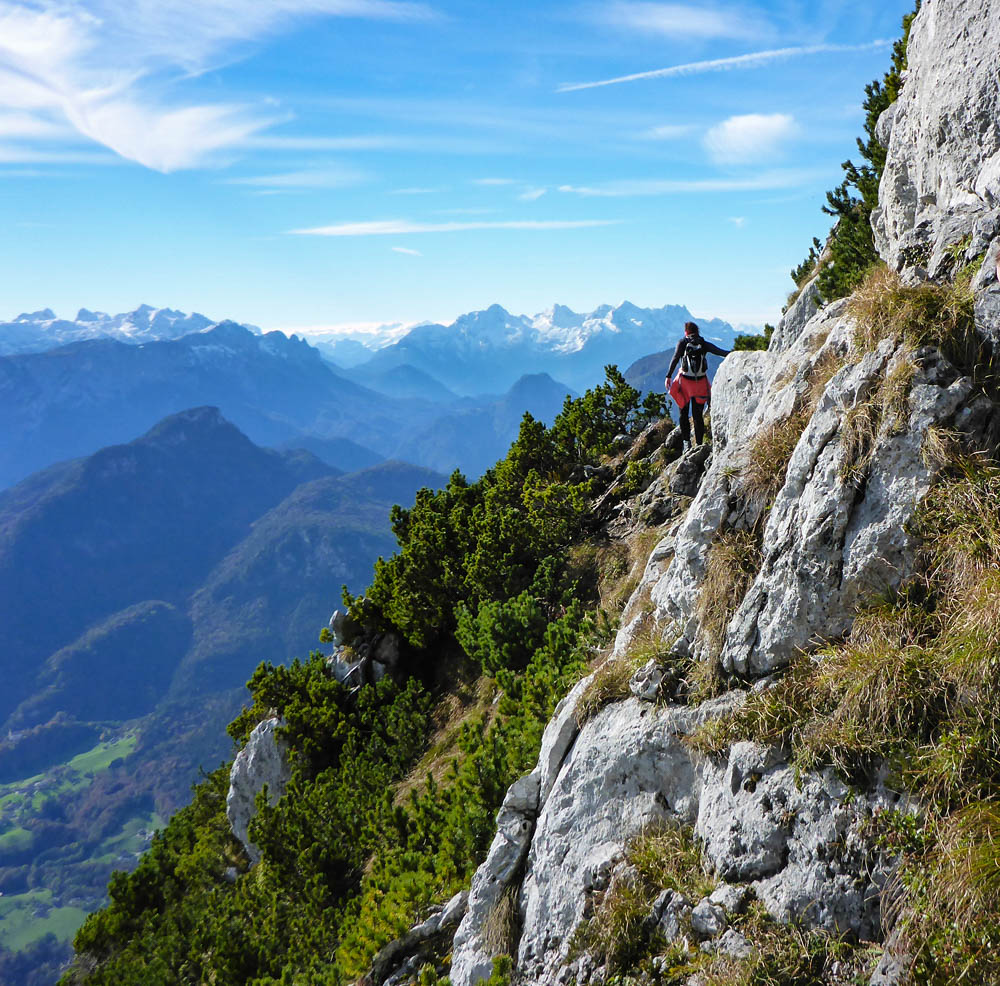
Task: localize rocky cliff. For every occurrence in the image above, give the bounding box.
[321,2,999,982]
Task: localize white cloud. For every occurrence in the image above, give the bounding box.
[641,123,698,141]
[518,187,547,201]
[392,245,423,255]
[0,0,433,171]
[226,167,367,189]
[557,40,891,93]
[558,169,816,197]
[728,216,746,227]
[600,2,765,41]
[392,186,437,194]
[472,177,516,186]
[291,218,620,235]
[0,145,115,164]
[704,113,797,164]
[0,110,68,139]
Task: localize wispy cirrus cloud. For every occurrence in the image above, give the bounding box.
[291,218,620,236]
[597,2,767,42]
[558,170,819,197]
[472,177,516,186]
[518,187,547,201]
[640,123,699,141]
[557,40,891,92]
[392,245,423,255]
[0,0,434,171]
[704,113,797,164]
[225,166,368,189]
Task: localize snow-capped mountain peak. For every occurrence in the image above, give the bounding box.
[0,306,258,356]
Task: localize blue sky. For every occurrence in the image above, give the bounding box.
[0,0,915,334]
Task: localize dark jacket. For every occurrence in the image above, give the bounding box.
[666,334,730,379]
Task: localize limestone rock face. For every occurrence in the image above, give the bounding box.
[516,698,715,983]
[226,717,291,864]
[770,275,822,353]
[452,686,897,986]
[872,0,1000,278]
[973,237,1000,343]
[449,288,998,985]
[647,297,994,678]
[450,674,594,986]
[698,742,894,940]
[722,342,981,677]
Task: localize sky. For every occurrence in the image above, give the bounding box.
[0,0,916,335]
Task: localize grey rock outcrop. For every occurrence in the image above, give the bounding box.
[974,238,1000,343]
[451,679,898,986]
[771,274,822,353]
[872,0,1000,279]
[647,295,994,678]
[450,675,593,986]
[226,717,291,864]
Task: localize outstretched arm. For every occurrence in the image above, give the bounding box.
[703,339,730,358]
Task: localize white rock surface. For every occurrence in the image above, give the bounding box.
[226,717,291,864]
[770,275,822,353]
[629,659,665,702]
[649,294,995,678]
[450,674,593,986]
[872,0,1000,277]
[974,237,1000,342]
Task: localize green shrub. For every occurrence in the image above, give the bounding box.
[786,4,919,303]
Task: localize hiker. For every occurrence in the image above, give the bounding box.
[665,321,730,450]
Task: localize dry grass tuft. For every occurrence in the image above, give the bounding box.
[848,263,986,381]
[570,822,712,974]
[920,426,964,472]
[697,530,763,661]
[838,398,882,486]
[575,647,658,726]
[742,408,810,506]
[838,349,918,485]
[481,884,521,956]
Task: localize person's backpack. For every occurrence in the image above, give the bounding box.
[681,337,708,377]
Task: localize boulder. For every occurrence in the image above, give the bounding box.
[226,717,291,864]
[771,275,822,353]
[514,696,732,985]
[974,238,1000,344]
[328,608,358,647]
[690,898,727,939]
[628,659,665,702]
[651,889,691,942]
[872,0,1000,276]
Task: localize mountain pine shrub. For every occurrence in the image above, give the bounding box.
[787,3,920,303]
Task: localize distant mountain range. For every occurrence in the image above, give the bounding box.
[0,304,259,355]
[0,406,444,952]
[334,301,735,395]
[0,300,734,490]
[0,321,423,489]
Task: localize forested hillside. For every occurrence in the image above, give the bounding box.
[57,369,671,985]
